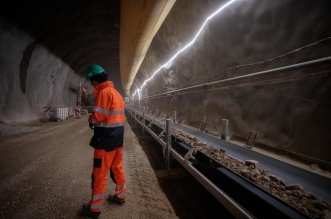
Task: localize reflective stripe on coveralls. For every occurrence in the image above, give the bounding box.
[89,147,126,213]
[115,184,126,198]
[88,81,126,213]
[94,107,124,115]
[91,81,125,127]
[93,108,125,127]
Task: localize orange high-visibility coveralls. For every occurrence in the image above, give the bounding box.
[88,81,126,213]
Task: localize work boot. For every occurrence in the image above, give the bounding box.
[82,203,101,218]
[107,194,126,206]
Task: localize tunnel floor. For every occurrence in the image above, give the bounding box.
[0,114,234,219]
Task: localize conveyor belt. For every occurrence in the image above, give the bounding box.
[126,108,331,218]
[171,141,309,219]
[170,122,331,204]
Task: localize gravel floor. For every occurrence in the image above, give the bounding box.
[0,115,234,219]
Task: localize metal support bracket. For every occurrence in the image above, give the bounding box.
[147,121,154,128]
[184,147,197,162]
[142,109,145,136]
[158,130,165,138]
[165,119,172,169]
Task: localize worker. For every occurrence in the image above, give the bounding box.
[82,64,127,218]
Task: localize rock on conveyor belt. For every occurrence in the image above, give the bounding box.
[142,114,331,219]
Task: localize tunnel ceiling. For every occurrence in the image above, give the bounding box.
[4,0,330,98]
[0,0,123,94]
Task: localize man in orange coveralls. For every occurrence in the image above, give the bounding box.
[82,64,127,218]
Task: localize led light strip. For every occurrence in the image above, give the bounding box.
[132,0,238,99]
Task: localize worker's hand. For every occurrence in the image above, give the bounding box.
[88,115,100,126]
[88,116,94,129]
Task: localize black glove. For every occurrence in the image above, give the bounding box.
[88,115,94,129]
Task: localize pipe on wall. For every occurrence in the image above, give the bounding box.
[120,0,176,96]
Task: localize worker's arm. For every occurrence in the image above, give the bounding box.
[88,113,101,126]
[89,91,112,126]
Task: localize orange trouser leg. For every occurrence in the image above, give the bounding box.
[89,149,112,213]
[110,147,127,199]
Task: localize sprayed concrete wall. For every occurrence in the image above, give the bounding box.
[133,0,331,164]
[0,0,121,123]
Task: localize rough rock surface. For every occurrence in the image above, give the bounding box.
[135,109,331,219]
[136,0,331,166]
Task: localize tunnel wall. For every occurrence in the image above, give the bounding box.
[0,0,121,124]
[0,19,83,123]
[134,0,331,163]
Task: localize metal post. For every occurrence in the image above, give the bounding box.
[156,109,159,117]
[142,109,145,136]
[166,119,172,169]
[173,111,177,123]
[221,119,229,141]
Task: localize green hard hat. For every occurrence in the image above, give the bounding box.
[85,64,105,80]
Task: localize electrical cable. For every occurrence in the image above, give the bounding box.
[148,36,331,96]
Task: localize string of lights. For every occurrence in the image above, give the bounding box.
[132,0,239,99]
[132,0,331,100]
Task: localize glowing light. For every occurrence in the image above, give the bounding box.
[132,0,238,98]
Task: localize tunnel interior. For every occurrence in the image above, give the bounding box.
[0,0,331,182]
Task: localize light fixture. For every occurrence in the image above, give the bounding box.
[132,0,238,99]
